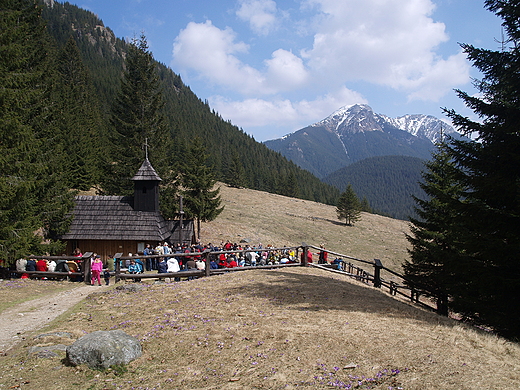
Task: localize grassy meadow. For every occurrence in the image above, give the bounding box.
[1,184,519,389]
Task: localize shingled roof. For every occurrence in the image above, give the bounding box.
[61,159,194,245]
[61,195,174,241]
[131,158,162,182]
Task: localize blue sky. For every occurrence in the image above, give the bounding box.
[75,0,503,141]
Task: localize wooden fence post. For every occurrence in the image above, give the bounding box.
[373,259,383,288]
[82,252,93,285]
[114,253,122,283]
[301,243,308,267]
[204,249,211,277]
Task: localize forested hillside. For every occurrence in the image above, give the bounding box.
[323,156,426,220]
[41,1,339,205]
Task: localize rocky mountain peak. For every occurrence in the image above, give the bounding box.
[311,104,456,143]
[312,104,383,135]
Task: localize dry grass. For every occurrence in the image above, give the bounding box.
[202,184,411,273]
[0,279,79,312]
[2,185,520,389]
[2,269,520,389]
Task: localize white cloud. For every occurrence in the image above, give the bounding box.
[172,20,269,95]
[236,0,278,36]
[172,20,310,95]
[265,49,309,90]
[209,86,367,140]
[301,0,471,100]
[405,51,470,101]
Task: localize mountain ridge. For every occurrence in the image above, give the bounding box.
[40,0,340,206]
[264,104,459,178]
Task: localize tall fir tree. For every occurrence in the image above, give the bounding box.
[360,197,372,213]
[104,34,177,217]
[0,0,74,263]
[336,184,361,226]
[52,36,105,190]
[281,171,300,198]
[181,137,224,240]
[441,0,520,337]
[404,142,466,315]
[224,151,246,188]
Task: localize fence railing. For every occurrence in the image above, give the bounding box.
[6,244,443,314]
[113,246,301,282]
[302,244,441,313]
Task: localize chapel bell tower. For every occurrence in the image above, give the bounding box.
[131,158,162,212]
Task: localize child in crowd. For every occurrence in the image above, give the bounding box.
[91,255,103,286]
[103,268,111,285]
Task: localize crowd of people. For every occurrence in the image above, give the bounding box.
[15,249,110,285]
[137,241,303,273]
[15,254,83,281]
[12,241,336,283]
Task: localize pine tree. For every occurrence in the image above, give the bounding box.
[104,34,173,197]
[404,142,466,315]
[360,196,372,213]
[336,184,361,225]
[224,151,246,188]
[52,36,105,190]
[181,138,224,239]
[441,0,520,337]
[0,0,74,263]
[282,171,300,198]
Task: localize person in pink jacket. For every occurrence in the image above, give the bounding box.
[91,255,103,286]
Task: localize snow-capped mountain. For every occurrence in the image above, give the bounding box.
[264,104,460,179]
[313,104,457,142]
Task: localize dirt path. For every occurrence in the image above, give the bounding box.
[0,284,108,353]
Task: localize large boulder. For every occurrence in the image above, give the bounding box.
[66,330,142,369]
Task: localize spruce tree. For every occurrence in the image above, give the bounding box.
[181,138,224,239]
[282,171,300,198]
[52,36,105,190]
[404,142,466,315]
[0,0,74,263]
[336,184,361,225]
[224,151,246,188]
[104,34,173,194]
[442,0,520,337]
[360,197,372,213]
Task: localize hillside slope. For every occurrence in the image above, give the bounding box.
[264,104,454,178]
[201,183,411,273]
[40,1,339,205]
[4,268,520,389]
[323,155,426,220]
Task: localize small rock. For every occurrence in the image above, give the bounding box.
[34,332,73,340]
[29,344,68,358]
[115,284,147,293]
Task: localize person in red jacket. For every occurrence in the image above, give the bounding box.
[300,250,313,264]
[218,253,228,268]
[318,245,328,264]
[36,259,48,272]
[228,257,238,268]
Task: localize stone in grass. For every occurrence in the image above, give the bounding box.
[115,284,147,293]
[66,330,142,369]
[34,331,73,340]
[29,344,68,358]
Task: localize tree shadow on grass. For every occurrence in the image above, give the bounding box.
[225,268,455,327]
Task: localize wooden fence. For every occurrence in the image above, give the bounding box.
[302,244,441,313]
[113,246,302,283]
[5,244,444,314]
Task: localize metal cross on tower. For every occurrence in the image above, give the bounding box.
[144,137,149,159]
